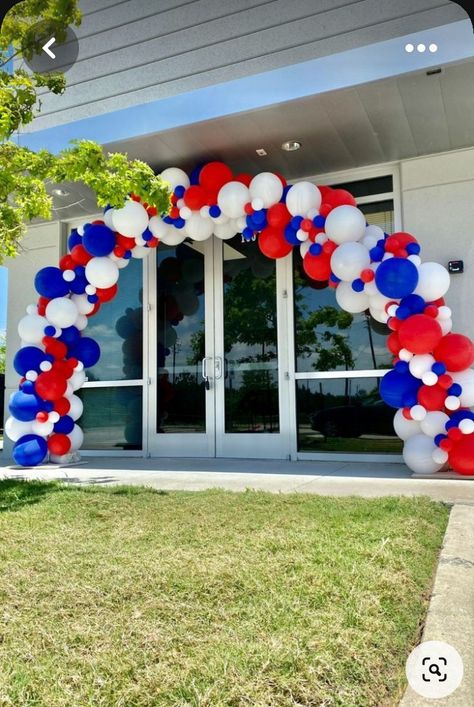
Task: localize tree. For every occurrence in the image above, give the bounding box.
[0,334,5,374]
[0,0,170,262]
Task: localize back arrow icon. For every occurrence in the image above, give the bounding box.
[42,37,56,59]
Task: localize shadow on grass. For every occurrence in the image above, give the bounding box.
[0,479,63,513]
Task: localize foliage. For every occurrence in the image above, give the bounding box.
[0,333,5,374]
[0,1,171,263]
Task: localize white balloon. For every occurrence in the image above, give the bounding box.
[214,222,237,240]
[330,242,370,282]
[5,417,34,442]
[393,409,421,440]
[369,307,389,324]
[403,434,445,474]
[420,411,450,438]
[324,205,366,244]
[103,208,115,229]
[71,293,95,315]
[68,424,84,451]
[362,235,378,250]
[184,212,214,241]
[439,317,453,336]
[112,200,149,238]
[300,241,311,258]
[451,368,474,406]
[460,419,474,435]
[75,314,88,331]
[131,245,149,259]
[410,405,426,421]
[218,181,250,218]
[68,394,84,421]
[46,298,78,329]
[18,313,48,344]
[438,306,452,320]
[32,420,54,437]
[160,167,190,191]
[148,216,170,240]
[85,257,119,289]
[159,228,186,246]
[432,448,449,465]
[335,281,370,313]
[249,172,283,208]
[414,262,450,302]
[70,369,86,391]
[409,354,435,379]
[286,182,321,216]
[365,224,384,240]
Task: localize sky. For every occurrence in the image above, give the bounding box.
[0,266,7,334]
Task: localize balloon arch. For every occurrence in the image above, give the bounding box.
[6,162,474,474]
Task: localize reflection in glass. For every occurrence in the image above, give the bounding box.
[78,386,142,450]
[297,378,402,454]
[223,236,279,433]
[156,242,206,433]
[360,200,394,234]
[85,257,143,381]
[293,251,392,373]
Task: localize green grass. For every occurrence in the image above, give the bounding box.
[0,481,449,706]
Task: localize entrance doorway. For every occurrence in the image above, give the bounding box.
[147,235,291,458]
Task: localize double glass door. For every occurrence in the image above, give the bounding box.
[147,235,290,458]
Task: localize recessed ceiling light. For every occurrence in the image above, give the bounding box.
[256,148,267,156]
[52,188,70,196]
[281,140,301,152]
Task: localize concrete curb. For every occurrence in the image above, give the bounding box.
[399,504,474,706]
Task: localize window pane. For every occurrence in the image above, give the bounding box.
[296,378,402,454]
[329,176,393,197]
[85,258,143,382]
[293,252,392,373]
[223,236,279,433]
[360,200,394,234]
[77,386,142,450]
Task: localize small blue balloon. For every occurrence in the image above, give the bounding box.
[290,216,303,230]
[369,246,384,262]
[174,218,186,229]
[13,347,47,376]
[87,294,99,304]
[53,415,75,434]
[329,274,341,284]
[209,205,221,218]
[243,227,254,240]
[124,250,132,260]
[13,435,48,467]
[9,389,43,422]
[68,229,82,251]
[284,225,299,245]
[174,185,186,198]
[432,362,446,376]
[69,337,101,368]
[69,272,88,295]
[309,243,322,256]
[83,224,116,257]
[434,434,446,447]
[59,326,81,347]
[252,210,267,227]
[406,243,421,255]
[313,215,326,228]
[352,279,364,293]
[142,228,153,242]
[163,215,173,224]
[380,369,421,408]
[448,383,462,397]
[399,294,426,315]
[35,267,69,299]
[375,257,419,299]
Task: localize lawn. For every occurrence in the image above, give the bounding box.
[0,481,448,706]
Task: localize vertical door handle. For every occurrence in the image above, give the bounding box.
[202,357,211,390]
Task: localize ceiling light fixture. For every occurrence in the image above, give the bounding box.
[256,148,267,156]
[52,188,70,196]
[281,140,301,152]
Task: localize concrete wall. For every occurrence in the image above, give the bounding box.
[1,223,64,459]
[401,147,474,340]
[27,0,463,131]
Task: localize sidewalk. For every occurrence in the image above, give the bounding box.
[1,456,474,503]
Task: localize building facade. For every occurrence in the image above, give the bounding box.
[3,0,474,463]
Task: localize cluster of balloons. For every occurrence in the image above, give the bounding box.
[6,160,474,474]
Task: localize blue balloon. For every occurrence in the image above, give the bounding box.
[68,229,82,251]
[83,224,116,257]
[69,271,88,295]
[53,415,75,434]
[59,326,81,347]
[400,294,425,314]
[313,215,326,228]
[309,243,322,256]
[9,389,43,421]
[69,337,101,368]
[284,225,300,245]
[375,258,419,299]
[352,279,364,293]
[380,369,422,408]
[13,435,48,467]
[34,267,69,298]
[13,347,47,376]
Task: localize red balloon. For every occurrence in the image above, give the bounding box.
[398,314,443,354]
[43,337,68,360]
[433,333,474,373]
[303,252,332,282]
[52,360,74,380]
[234,173,252,187]
[267,203,291,228]
[417,384,447,411]
[87,301,101,317]
[48,434,71,456]
[35,371,67,401]
[449,435,474,475]
[318,185,332,200]
[325,189,357,207]
[70,244,92,265]
[390,232,417,248]
[116,234,136,251]
[59,255,75,271]
[96,284,118,303]
[258,227,293,259]
[184,185,208,210]
[199,161,233,191]
[54,398,71,416]
[387,332,401,356]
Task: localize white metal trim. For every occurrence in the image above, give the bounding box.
[296,453,403,463]
[355,193,394,205]
[82,379,143,388]
[294,370,389,381]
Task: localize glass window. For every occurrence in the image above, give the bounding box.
[360,199,394,234]
[223,236,279,433]
[85,258,143,382]
[77,386,142,450]
[296,378,402,454]
[329,175,393,198]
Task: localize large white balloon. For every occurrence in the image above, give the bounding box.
[68,424,84,451]
[369,307,389,324]
[420,411,450,438]
[451,368,474,407]
[112,200,149,238]
[160,167,190,191]
[18,313,48,344]
[70,369,86,391]
[414,262,450,302]
[249,173,283,208]
[393,409,421,440]
[324,205,366,244]
[68,394,84,421]
[85,257,119,289]
[335,281,370,313]
[31,420,54,437]
[330,242,370,282]
[46,298,78,329]
[184,212,214,241]
[148,216,171,240]
[103,208,115,230]
[4,417,33,442]
[403,434,445,474]
[409,354,435,380]
[71,293,95,315]
[217,182,250,218]
[286,182,321,216]
[158,228,186,246]
[214,221,237,240]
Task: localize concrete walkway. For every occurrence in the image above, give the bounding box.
[1,456,474,503]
